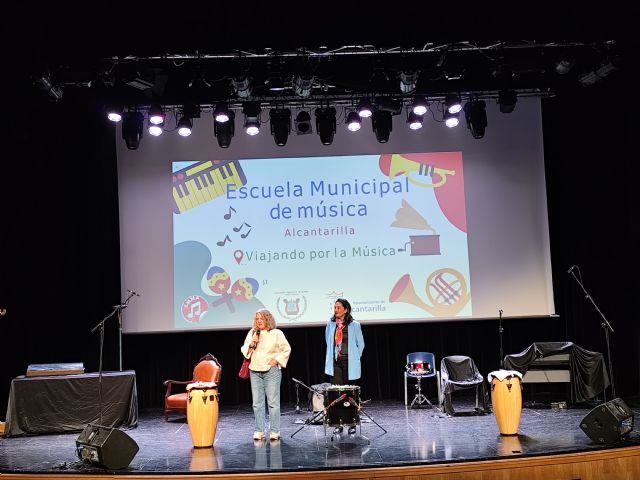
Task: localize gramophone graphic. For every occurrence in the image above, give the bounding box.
[392,199,441,256]
[389,269,470,317]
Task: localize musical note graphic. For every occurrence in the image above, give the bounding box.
[187,302,201,319]
[240,228,252,239]
[216,235,231,247]
[233,222,252,233]
[223,206,236,220]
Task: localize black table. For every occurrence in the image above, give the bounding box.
[4,370,138,437]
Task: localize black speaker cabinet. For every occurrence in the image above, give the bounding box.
[76,423,139,469]
[580,398,634,444]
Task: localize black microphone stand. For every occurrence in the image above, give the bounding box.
[498,309,504,369]
[569,267,616,399]
[89,292,136,425]
[282,381,302,415]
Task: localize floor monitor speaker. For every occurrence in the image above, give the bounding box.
[579,398,634,444]
[76,423,139,469]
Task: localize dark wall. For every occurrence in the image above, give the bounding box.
[1,70,637,415]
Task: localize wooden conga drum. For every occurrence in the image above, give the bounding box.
[186,381,219,448]
[488,370,523,435]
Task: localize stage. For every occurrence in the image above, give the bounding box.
[1,398,639,479]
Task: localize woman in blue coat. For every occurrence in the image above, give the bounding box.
[324,298,365,384]
[324,298,365,434]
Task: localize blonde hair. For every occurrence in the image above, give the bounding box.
[253,309,276,330]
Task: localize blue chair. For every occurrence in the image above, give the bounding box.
[404,352,441,408]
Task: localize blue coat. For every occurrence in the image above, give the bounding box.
[324,319,365,380]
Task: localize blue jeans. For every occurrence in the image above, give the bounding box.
[250,366,281,434]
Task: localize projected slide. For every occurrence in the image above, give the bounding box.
[173,152,470,329]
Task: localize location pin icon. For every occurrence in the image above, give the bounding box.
[233,250,244,264]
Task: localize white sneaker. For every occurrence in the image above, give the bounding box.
[253,431,265,440]
[269,432,280,441]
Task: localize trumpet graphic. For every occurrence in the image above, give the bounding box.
[388,154,455,188]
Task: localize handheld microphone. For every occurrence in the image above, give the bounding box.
[567,265,576,274]
[127,289,140,296]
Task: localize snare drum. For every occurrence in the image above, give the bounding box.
[324,385,360,427]
[407,361,432,375]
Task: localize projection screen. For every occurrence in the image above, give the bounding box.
[118,98,555,333]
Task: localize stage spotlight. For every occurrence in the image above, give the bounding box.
[463,100,487,139]
[399,70,419,94]
[148,103,165,125]
[177,116,193,137]
[315,107,337,145]
[498,89,518,113]
[346,111,362,132]
[445,93,462,114]
[270,108,291,146]
[372,110,392,143]
[375,97,402,115]
[243,102,261,136]
[121,111,144,150]
[412,96,428,116]
[294,73,314,98]
[294,111,313,135]
[265,72,286,91]
[34,75,63,101]
[444,111,459,128]
[232,75,252,98]
[213,103,231,123]
[214,111,235,148]
[106,105,123,122]
[357,98,373,118]
[407,111,423,130]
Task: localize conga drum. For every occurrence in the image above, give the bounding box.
[186,381,219,448]
[488,370,523,435]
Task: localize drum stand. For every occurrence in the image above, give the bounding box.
[290,379,325,438]
[325,398,387,445]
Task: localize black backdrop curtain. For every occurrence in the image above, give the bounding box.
[1,67,637,414]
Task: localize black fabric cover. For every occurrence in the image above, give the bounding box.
[4,370,138,437]
[439,355,488,415]
[502,342,610,404]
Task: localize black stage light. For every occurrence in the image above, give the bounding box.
[315,107,337,145]
[294,111,313,135]
[270,108,291,146]
[243,102,261,136]
[214,111,235,148]
[232,75,252,98]
[399,70,419,94]
[372,110,392,143]
[121,111,144,150]
[463,100,487,139]
[498,89,518,114]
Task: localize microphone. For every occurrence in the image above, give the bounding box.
[567,265,577,274]
[127,289,140,296]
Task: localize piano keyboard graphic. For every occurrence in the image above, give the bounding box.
[172,159,247,214]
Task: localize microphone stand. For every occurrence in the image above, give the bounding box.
[282,381,302,415]
[569,267,616,399]
[498,309,504,369]
[89,292,136,424]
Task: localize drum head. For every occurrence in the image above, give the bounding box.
[324,385,360,426]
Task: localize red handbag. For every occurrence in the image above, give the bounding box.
[238,357,250,379]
